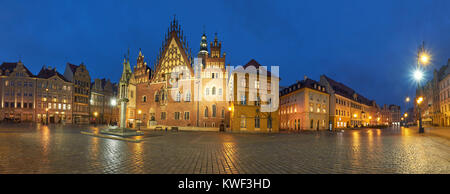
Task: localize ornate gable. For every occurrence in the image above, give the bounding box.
[151,17,194,83]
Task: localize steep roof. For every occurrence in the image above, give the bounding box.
[67,63,79,73]
[0,62,35,77]
[238,59,277,78]
[37,66,69,82]
[280,78,327,96]
[322,75,374,106]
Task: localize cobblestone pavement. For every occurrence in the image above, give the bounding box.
[0,123,449,174]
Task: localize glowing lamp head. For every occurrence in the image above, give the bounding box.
[138,110,142,114]
[94,112,98,117]
[111,98,117,106]
[406,97,410,102]
[228,107,232,111]
[404,113,408,117]
[420,53,430,64]
[417,96,424,104]
[413,69,424,82]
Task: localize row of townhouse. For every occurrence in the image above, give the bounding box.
[417,59,450,127]
[0,61,119,124]
[279,75,400,131]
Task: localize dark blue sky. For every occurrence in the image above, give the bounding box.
[1,0,449,111]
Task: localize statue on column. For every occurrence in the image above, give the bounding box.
[101,51,143,136]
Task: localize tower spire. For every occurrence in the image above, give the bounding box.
[199,29,208,56]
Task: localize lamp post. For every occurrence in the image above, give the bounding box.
[110,98,117,125]
[417,96,424,133]
[404,113,408,126]
[138,109,142,130]
[45,108,49,125]
[94,112,98,127]
[414,42,430,133]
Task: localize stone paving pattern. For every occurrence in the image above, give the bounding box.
[0,123,449,174]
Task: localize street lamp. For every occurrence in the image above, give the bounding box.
[420,53,430,65]
[137,109,142,130]
[45,108,49,125]
[94,112,98,126]
[414,42,430,133]
[416,96,424,133]
[110,98,117,125]
[413,69,424,82]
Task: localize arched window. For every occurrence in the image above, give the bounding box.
[185,91,191,102]
[212,104,216,117]
[142,95,147,102]
[176,92,181,102]
[204,107,209,117]
[154,92,159,102]
[310,119,314,129]
[161,90,166,101]
[212,87,216,95]
[205,88,209,96]
[221,108,225,118]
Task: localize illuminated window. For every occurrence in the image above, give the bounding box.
[184,112,190,120]
[176,92,181,102]
[240,115,246,128]
[185,91,191,102]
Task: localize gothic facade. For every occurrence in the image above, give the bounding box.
[128,18,230,130]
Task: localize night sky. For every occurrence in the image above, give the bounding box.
[1,0,449,112]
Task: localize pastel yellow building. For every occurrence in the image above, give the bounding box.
[320,75,379,129]
[228,59,279,133]
[279,77,330,131]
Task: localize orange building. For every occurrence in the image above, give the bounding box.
[279,77,329,131]
[130,18,230,131]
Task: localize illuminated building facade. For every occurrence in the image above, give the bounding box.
[90,78,118,124]
[279,76,329,130]
[36,66,73,124]
[0,61,37,122]
[229,59,279,132]
[63,63,91,124]
[320,75,379,129]
[129,18,230,130]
